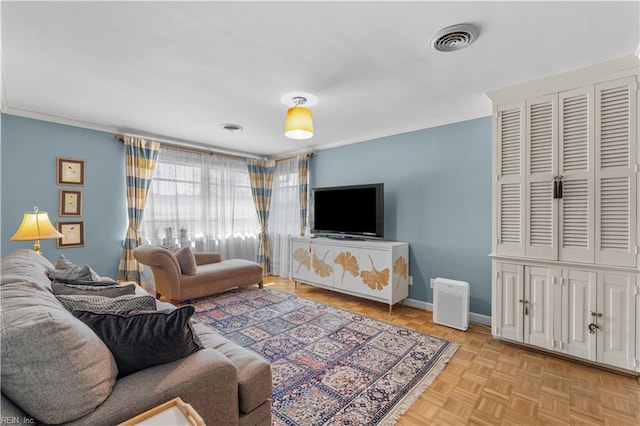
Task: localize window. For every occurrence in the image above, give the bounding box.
[142,147,259,261]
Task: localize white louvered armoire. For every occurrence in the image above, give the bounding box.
[487,56,639,373]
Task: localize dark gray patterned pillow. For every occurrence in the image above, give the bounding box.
[51,282,137,298]
[56,294,157,313]
[73,306,203,377]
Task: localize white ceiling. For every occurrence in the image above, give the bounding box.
[2,1,639,157]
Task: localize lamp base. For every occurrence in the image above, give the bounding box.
[33,240,42,255]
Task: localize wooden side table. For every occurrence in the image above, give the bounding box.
[119,397,205,426]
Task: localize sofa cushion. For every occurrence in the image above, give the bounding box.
[52,281,137,298]
[193,322,272,414]
[0,280,118,424]
[174,246,197,275]
[74,306,204,378]
[56,293,157,313]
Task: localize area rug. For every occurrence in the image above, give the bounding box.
[186,287,458,425]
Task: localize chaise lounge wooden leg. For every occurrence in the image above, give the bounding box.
[258,280,264,289]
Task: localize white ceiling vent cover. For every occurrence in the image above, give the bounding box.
[430,24,479,52]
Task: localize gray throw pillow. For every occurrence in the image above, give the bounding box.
[1,281,117,424]
[174,246,197,275]
[48,265,101,282]
[56,294,157,313]
[73,306,203,377]
[55,254,77,270]
[52,282,137,298]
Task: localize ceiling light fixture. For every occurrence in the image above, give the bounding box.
[284,96,313,140]
[430,23,479,52]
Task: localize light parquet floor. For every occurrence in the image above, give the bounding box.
[263,277,640,425]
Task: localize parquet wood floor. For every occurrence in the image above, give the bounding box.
[263,277,640,425]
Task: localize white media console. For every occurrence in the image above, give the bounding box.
[290,237,409,313]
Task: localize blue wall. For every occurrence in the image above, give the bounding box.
[1,114,127,276]
[1,113,493,315]
[310,117,492,316]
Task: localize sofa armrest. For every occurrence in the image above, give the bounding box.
[66,349,240,426]
[133,245,182,300]
[194,252,222,265]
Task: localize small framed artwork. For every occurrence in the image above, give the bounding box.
[56,221,85,248]
[57,157,85,186]
[59,190,82,216]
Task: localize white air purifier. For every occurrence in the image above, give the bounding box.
[433,278,470,331]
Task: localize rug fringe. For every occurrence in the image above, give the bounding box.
[378,342,460,425]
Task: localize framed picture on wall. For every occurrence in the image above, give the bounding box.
[57,157,85,186]
[56,221,85,248]
[59,190,82,216]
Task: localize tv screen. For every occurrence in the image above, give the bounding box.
[311,183,384,239]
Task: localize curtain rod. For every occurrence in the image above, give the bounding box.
[115,134,314,162]
[114,134,265,160]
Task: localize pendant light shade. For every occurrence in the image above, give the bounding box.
[284,97,313,139]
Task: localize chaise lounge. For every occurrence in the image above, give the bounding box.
[133,245,263,302]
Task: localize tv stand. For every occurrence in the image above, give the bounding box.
[291,237,409,313]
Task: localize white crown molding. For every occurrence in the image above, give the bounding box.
[270,108,492,159]
[1,106,265,159]
[486,54,640,105]
[3,104,491,161]
[2,106,121,135]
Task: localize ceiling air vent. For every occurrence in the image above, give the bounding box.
[221,123,243,132]
[430,23,479,52]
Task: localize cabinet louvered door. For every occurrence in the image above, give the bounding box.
[496,102,526,256]
[526,95,558,260]
[595,77,637,267]
[558,87,595,263]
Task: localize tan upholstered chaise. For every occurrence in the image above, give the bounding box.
[133,245,263,302]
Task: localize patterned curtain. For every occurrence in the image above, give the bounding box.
[117,136,160,282]
[297,152,312,236]
[247,159,276,273]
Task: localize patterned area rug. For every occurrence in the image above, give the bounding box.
[187,287,458,425]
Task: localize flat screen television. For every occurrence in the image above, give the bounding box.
[311,183,384,239]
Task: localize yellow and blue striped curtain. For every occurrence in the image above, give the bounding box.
[247,159,275,273]
[297,152,312,236]
[117,136,160,282]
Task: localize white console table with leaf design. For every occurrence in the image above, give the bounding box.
[290,237,409,313]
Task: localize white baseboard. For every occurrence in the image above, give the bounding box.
[403,298,491,326]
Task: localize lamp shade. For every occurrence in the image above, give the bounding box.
[11,211,63,254]
[284,106,313,140]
